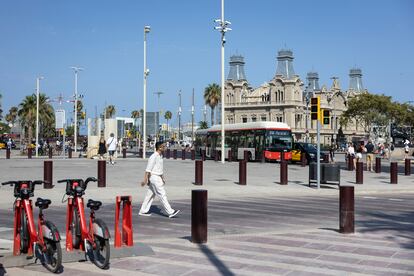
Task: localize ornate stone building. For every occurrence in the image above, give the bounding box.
[224,50,368,145]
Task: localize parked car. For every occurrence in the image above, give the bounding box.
[291,142,319,163]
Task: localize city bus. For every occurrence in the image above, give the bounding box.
[195,122,293,161]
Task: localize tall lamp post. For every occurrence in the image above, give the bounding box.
[35,76,44,157]
[154,91,163,140]
[143,25,151,159]
[70,66,83,154]
[215,0,231,164]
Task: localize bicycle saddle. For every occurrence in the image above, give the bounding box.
[35,197,52,209]
[87,199,102,211]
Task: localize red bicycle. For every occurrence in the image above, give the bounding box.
[58,177,110,269]
[1,180,62,273]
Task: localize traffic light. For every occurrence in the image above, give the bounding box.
[323,110,330,125]
[310,97,320,120]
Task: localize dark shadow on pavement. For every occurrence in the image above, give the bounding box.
[319,227,340,233]
[198,244,235,276]
[357,210,414,250]
[0,265,6,276]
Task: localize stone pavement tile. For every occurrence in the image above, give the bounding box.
[315,254,360,264]
[387,262,414,272]
[353,247,398,258]
[285,270,332,276]
[182,268,233,276]
[357,259,392,268]
[327,244,360,253]
[139,262,192,276]
[244,237,308,247]
[243,264,291,275]
[302,242,333,250]
[392,252,414,260]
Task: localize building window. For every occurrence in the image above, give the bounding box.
[261,116,266,121]
[242,117,247,123]
[252,116,257,122]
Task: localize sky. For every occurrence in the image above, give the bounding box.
[1,0,413,131]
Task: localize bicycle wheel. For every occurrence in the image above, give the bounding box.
[20,210,29,253]
[71,207,81,249]
[42,239,62,273]
[92,219,110,269]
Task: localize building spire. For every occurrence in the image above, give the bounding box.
[227,55,247,81]
[276,49,295,79]
[349,68,364,92]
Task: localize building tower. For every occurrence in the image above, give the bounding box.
[306,72,320,92]
[276,50,295,79]
[227,55,247,81]
[349,68,364,92]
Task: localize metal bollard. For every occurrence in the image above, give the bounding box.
[166,148,170,159]
[356,162,363,184]
[123,148,127,158]
[347,155,354,171]
[98,160,106,187]
[191,150,195,160]
[375,157,381,173]
[202,149,206,161]
[191,189,207,244]
[405,159,411,176]
[300,152,306,167]
[261,151,265,163]
[173,149,177,159]
[44,160,53,189]
[280,160,288,185]
[139,148,143,158]
[390,162,398,184]
[339,185,354,234]
[214,150,219,162]
[239,160,247,185]
[280,151,285,162]
[6,148,11,159]
[228,149,232,162]
[68,148,72,159]
[48,147,53,159]
[244,150,249,161]
[323,153,330,163]
[182,150,186,160]
[28,147,32,159]
[195,160,203,185]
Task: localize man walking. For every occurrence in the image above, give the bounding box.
[106,133,117,165]
[365,139,375,171]
[139,142,180,218]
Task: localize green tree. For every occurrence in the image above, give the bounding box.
[131,110,140,119]
[204,83,221,126]
[0,122,10,134]
[65,125,74,137]
[198,121,208,129]
[105,105,116,118]
[0,93,3,120]
[164,110,172,138]
[18,93,55,144]
[5,106,18,126]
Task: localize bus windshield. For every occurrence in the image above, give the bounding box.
[265,130,292,151]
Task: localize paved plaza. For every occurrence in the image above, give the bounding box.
[0,151,413,275]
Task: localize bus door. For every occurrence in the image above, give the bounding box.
[254,130,265,160]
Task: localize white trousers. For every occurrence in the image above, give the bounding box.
[139,175,174,215]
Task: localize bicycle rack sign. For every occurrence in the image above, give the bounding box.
[114,196,133,248]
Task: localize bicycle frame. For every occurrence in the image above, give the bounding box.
[65,188,96,251]
[13,197,47,256]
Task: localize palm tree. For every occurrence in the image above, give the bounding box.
[204,83,221,126]
[199,121,208,129]
[105,105,116,118]
[0,93,3,120]
[164,110,172,138]
[18,93,54,144]
[131,110,140,119]
[6,106,18,126]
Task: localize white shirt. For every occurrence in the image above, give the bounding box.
[348,146,355,155]
[107,137,118,151]
[146,151,163,176]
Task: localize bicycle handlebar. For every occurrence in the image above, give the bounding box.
[1,180,44,198]
[57,177,98,196]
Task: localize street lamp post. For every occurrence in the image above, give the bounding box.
[70,66,83,154]
[143,25,150,159]
[154,91,164,141]
[35,76,44,157]
[215,0,231,164]
[178,90,182,142]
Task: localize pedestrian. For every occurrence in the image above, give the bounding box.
[365,139,375,171]
[404,139,410,160]
[97,136,107,160]
[139,141,180,218]
[106,133,117,165]
[347,142,355,169]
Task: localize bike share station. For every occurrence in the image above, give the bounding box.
[1,155,154,272]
